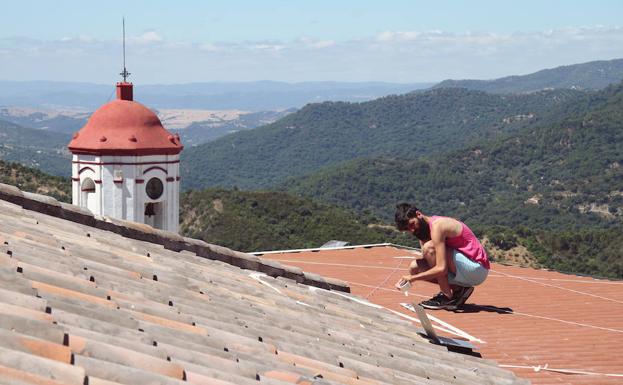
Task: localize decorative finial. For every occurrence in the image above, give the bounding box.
[120,17,131,82]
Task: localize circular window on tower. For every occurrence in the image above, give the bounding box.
[146,177,164,200]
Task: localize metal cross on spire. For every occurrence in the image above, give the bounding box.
[120,17,131,82]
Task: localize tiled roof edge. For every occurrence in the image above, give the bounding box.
[0,183,350,293]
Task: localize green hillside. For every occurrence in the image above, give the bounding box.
[434,58,623,94]
[0,119,71,177]
[181,88,585,190]
[0,160,71,202]
[180,188,416,252]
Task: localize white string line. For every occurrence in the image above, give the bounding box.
[253,273,483,341]
[347,280,623,334]
[268,259,403,270]
[348,280,429,299]
[488,271,623,284]
[492,269,623,305]
[365,258,405,299]
[268,259,623,333]
[499,363,623,377]
[316,287,475,340]
[504,308,623,334]
[271,258,623,285]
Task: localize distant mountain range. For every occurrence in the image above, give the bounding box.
[0,80,431,111]
[434,58,623,94]
[2,58,622,112]
[0,107,89,134]
[0,105,294,148]
[180,87,585,190]
[171,109,295,147]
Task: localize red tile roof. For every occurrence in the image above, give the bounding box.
[0,187,528,385]
[259,245,623,385]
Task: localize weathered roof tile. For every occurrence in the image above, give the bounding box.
[0,346,85,385]
[0,186,529,384]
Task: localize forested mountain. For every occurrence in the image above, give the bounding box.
[0,119,71,177]
[434,58,623,94]
[0,160,71,202]
[181,87,586,190]
[180,188,416,252]
[281,82,623,226]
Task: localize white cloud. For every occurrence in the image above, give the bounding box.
[299,37,336,49]
[130,31,163,44]
[252,43,286,51]
[59,34,96,44]
[1,26,622,83]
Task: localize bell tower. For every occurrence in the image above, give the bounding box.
[67,20,183,232]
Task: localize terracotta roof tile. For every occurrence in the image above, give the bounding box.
[0,188,528,385]
[261,245,623,385]
[0,346,85,385]
[0,330,71,364]
[184,371,241,385]
[0,365,70,385]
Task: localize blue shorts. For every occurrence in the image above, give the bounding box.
[448,250,489,287]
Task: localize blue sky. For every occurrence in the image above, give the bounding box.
[1,1,622,83]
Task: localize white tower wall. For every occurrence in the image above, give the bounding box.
[71,153,181,233]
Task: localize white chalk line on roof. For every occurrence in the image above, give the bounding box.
[269,258,622,285]
[251,243,420,255]
[364,258,405,299]
[266,256,623,334]
[508,308,623,334]
[271,257,622,286]
[348,280,428,299]
[267,259,406,270]
[311,286,484,342]
[347,280,623,335]
[499,363,623,377]
[268,256,486,342]
[490,274,623,284]
[492,269,623,304]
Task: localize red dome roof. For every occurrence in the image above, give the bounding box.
[68,83,183,156]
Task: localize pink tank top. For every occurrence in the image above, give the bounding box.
[429,216,490,269]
